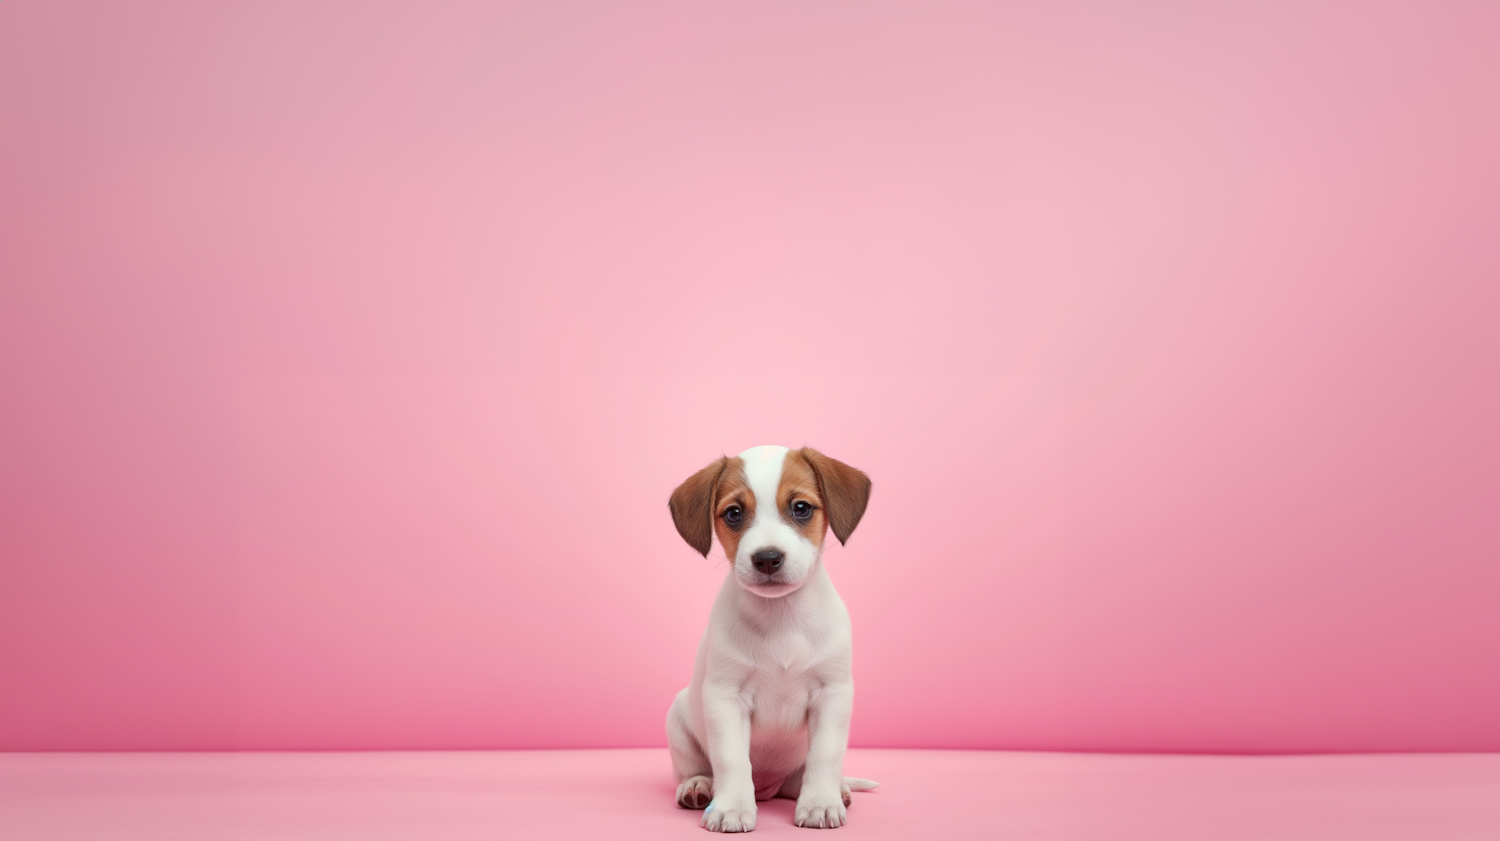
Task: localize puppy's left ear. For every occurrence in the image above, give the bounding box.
[668,457,727,556]
[802,448,872,545]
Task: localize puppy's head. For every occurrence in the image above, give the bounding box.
[669,446,871,598]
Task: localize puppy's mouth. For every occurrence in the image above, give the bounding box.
[741,575,805,598]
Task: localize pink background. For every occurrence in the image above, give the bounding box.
[1,1,1496,753]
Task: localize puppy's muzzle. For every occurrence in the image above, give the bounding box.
[751,548,784,574]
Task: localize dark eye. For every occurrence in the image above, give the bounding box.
[723,506,742,525]
[791,501,813,520]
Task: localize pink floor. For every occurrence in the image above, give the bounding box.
[2,749,1496,840]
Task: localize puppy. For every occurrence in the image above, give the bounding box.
[666,445,877,832]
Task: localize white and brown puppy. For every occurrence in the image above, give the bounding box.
[666,445,876,832]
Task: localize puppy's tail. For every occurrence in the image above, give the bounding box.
[843,777,880,791]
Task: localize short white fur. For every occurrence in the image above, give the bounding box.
[667,445,877,833]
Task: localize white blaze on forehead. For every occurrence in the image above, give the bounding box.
[737,445,789,523]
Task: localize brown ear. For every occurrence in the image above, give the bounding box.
[801,448,871,545]
[668,457,727,556]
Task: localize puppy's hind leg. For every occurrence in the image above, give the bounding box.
[667,689,713,809]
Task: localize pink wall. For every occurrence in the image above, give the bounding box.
[2,1,1497,753]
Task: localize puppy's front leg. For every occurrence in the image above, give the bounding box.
[702,683,756,832]
[796,681,853,829]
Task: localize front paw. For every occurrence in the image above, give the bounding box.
[702,800,756,833]
[794,796,847,829]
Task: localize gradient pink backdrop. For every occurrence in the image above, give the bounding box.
[2,1,1497,753]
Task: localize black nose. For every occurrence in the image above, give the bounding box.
[751,548,784,574]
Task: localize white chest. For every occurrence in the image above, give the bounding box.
[742,635,822,732]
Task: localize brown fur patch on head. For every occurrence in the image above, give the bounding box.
[668,456,751,557]
[710,458,752,560]
[778,449,829,550]
[800,448,871,544]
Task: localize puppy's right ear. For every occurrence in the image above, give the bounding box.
[669,457,727,556]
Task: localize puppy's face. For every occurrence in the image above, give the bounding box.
[714,446,826,597]
[669,446,871,598]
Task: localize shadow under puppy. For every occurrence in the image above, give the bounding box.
[666,445,878,833]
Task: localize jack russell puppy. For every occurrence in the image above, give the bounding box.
[667,445,876,832]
